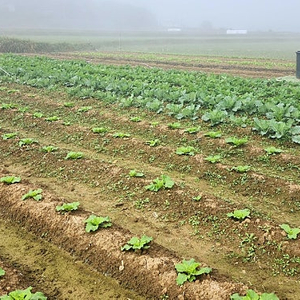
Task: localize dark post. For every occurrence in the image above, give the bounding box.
[297,51,300,79]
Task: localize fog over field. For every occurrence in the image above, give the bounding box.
[0,0,299,32]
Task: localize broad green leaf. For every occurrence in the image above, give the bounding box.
[0,267,5,277]
[176,273,189,285]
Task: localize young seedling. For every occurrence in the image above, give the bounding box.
[204,131,222,138]
[63,102,74,107]
[145,139,160,147]
[0,286,47,300]
[65,152,84,160]
[176,146,196,156]
[129,170,144,177]
[230,165,251,173]
[77,106,92,112]
[0,267,5,277]
[145,175,175,192]
[130,116,142,122]
[84,215,112,232]
[192,195,202,202]
[33,112,44,118]
[92,127,108,134]
[41,145,58,153]
[2,133,17,140]
[45,116,59,122]
[121,235,153,252]
[264,146,283,155]
[227,209,250,220]
[56,202,80,213]
[22,189,43,201]
[175,258,212,286]
[112,132,131,138]
[19,138,38,147]
[168,122,181,129]
[0,176,21,184]
[230,289,279,300]
[204,155,222,164]
[184,127,201,134]
[225,137,248,147]
[280,224,300,240]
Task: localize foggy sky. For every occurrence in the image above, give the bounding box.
[1,0,300,32]
[123,0,300,32]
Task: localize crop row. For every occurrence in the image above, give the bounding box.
[0,54,300,143]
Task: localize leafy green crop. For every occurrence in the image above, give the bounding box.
[145,175,175,192]
[280,224,300,239]
[45,116,59,122]
[176,146,196,156]
[230,165,251,173]
[19,138,38,147]
[121,235,153,252]
[175,258,212,286]
[129,170,144,177]
[0,176,21,184]
[230,289,279,300]
[204,155,221,164]
[227,209,250,220]
[84,215,112,232]
[65,152,84,159]
[204,131,222,138]
[184,126,201,134]
[264,146,283,155]
[77,106,92,112]
[202,110,228,126]
[63,102,74,107]
[33,112,44,118]
[112,132,131,138]
[130,116,142,122]
[56,202,80,213]
[92,127,108,134]
[2,132,17,140]
[168,122,181,129]
[22,189,43,201]
[145,139,160,147]
[0,286,47,300]
[0,267,5,277]
[41,145,58,153]
[225,137,248,147]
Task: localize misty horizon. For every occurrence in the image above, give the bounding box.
[0,0,300,33]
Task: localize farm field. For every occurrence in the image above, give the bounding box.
[0,52,300,299]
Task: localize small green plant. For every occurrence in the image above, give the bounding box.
[0,176,21,184]
[204,155,221,164]
[168,122,181,129]
[230,289,279,300]
[129,170,144,177]
[121,235,153,252]
[22,189,43,201]
[192,195,202,202]
[19,138,38,147]
[175,258,212,286]
[134,198,150,209]
[0,286,47,300]
[204,131,222,138]
[77,106,92,112]
[227,209,250,220]
[130,116,142,122]
[230,165,251,173]
[112,132,131,138]
[264,146,283,155]
[56,202,80,213]
[145,175,175,192]
[2,133,17,140]
[41,145,58,153]
[84,215,112,232]
[0,267,5,277]
[92,127,108,134]
[65,152,84,160]
[225,137,248,147]
[176,146,196,156]
[33,112,44,118]
[184,127,200,134]
[280,224,300,239]
[145,139,160,147]
[45,116,59,122]
[63,102,74,107]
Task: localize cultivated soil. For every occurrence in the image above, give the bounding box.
[0,54,299,299]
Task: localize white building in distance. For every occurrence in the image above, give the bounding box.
[226,29,248,34]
